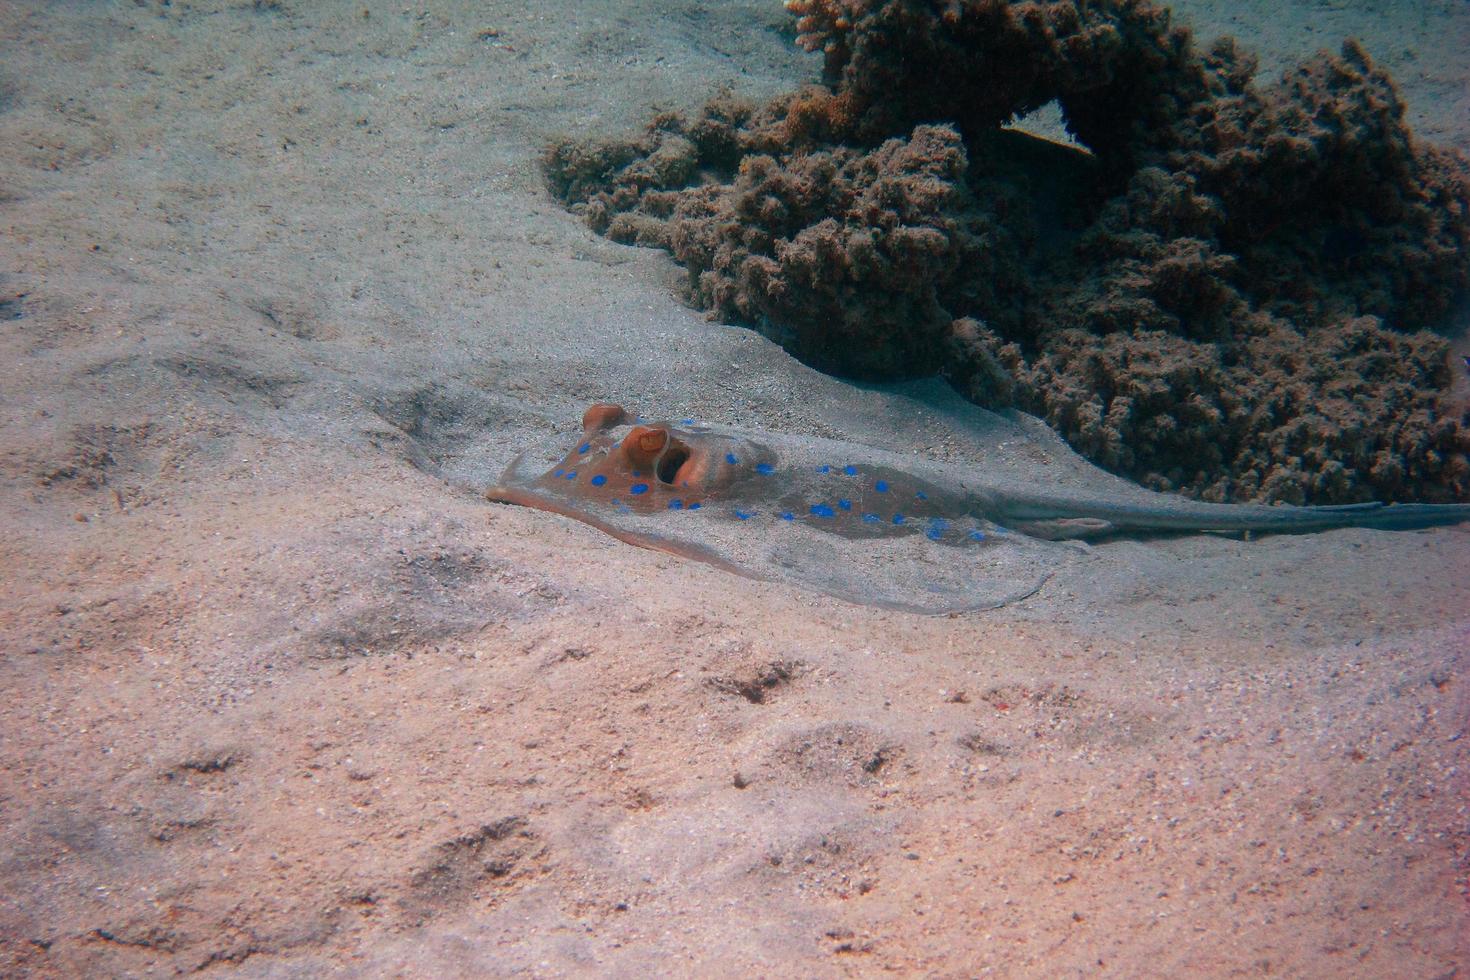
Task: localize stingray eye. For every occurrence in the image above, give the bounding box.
[582,403,627,433]
[620,425,669,469]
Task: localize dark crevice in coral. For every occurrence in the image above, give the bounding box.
[543,0,1470,505]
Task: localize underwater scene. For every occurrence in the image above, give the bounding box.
[1,0,1466,974]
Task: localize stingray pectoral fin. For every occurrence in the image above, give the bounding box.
[1010,517,1115,541]
[491,449,548,488]
[485,482,763,582]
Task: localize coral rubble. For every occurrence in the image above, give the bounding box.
[544,0,1470,504]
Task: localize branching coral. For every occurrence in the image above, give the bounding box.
[784,0,870,55]
[543,0,1470,504]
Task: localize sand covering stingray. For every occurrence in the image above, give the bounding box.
[487,404,1470,614]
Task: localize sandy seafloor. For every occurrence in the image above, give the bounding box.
[1,0,1468,975]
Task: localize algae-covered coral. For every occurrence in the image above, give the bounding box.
[545,0,1470,505]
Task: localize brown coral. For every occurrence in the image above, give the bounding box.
[785,0,870,55]
[663,124,1032,378]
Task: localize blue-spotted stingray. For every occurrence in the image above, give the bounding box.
[486,404,1470,614]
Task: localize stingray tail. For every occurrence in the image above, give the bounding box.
[995,495,1470,537]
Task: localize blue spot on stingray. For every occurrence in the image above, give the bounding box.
[578,443,591,454]
[838,499,852,511]
[843,465,858,476]
[734,510,753,520]
[632,470,644,478]
[861,513,880,524]
[681,418,695,425]
[726,453,739,465]
[554,469,565,478]
[668,500,683,510]
[688,502,702,510]
[810,503,835,518]
[892,513,905,525]
[874,480,889,493]
[926,525,945,541]
[916,490,928,500]
[590,474,607,487]
[816,464,830,473]
[564,470,577,480]
[968,529,986,541]
[755,463,775,475]
[780,511,795,521]
[629,483,649,495]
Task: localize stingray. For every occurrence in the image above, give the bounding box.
[486,403,1470,614]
